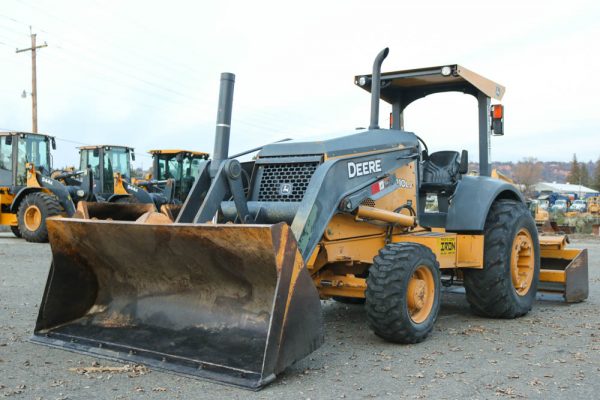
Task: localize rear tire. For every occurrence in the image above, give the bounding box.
[365,243,440,344]
[463,199,540,318]
[17,192,62,243]
[10,225,22,238]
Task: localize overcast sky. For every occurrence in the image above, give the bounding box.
[1,0,599,169]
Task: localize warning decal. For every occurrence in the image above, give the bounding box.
[439,237,456,255]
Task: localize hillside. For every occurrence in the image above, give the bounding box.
[468,160,598,185]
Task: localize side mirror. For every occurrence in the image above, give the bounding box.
[5,135,12,146]
[93,148,99,157]
[491,104,504,136]
[51,137,56,150]
[131,151,136,161]
[175,152,184,163]
[459,150,468,174]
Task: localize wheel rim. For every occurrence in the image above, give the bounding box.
[24,205,42,232]
[511,228,535,296]
[406,265,435,324]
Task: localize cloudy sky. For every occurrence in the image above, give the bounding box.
[1,0,598,169]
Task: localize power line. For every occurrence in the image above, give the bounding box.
[3,4,331,135]
[9,0,330,130]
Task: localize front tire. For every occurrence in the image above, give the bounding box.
[365,243,441,344]
[10,225,22,238]
[463,199,540,318]
[17,192,62,243]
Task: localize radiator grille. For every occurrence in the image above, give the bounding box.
[257,162,318,202]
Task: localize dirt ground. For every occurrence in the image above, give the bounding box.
[1,233,599,399]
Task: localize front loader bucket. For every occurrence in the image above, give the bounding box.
[538,235,588,302]
[33,218,324,389]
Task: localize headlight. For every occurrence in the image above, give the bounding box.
[358,76,368,86]
[441,66,452,76]
[76,190,85,198]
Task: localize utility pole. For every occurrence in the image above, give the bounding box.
[16,29,47,133]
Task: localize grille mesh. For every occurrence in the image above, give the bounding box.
[257,162,318,202]
[360,198,376,207]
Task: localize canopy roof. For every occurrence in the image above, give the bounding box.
[355,64,505,105]
[78,145,134,151]
[0,131,54,139]
[148,149,209,158]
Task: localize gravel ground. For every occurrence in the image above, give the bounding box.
[1,233,599,399]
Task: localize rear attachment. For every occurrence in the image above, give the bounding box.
[33,218,323,389]
[538,235,588,302]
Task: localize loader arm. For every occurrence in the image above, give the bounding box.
[111,174,154,204]
[290,146,417,261]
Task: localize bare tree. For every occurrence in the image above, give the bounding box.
[512,157,544,196]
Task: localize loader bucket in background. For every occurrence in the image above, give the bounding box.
[32,218,324,389]
[160,203,182,221]
[73,201,156,221]
[538,235,588,302]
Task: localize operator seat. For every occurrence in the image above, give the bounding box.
[418,150,467,227]
[420,151,463,194]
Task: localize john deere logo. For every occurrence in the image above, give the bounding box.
[279,183,293,195]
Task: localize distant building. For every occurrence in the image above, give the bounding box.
[534,182,599,198]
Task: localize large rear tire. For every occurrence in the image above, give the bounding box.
[463,199,540,318]
[10,225,22,238]
[365,243,441,344]
[17,192,62,243]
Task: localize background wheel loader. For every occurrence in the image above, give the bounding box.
[132,149,209,220]
[143,149,209,202]
[33,49,588,389]
[78,144,179,210]
[0,131,92,242]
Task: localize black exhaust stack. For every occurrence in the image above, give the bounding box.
[210,72,235,178]
[369,48,389,130]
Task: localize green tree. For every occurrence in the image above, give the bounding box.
[593,158,600,191]
[580,162,590,187]
[567,153,580,184]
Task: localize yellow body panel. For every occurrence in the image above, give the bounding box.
[324,214,386,241]
[113,174,129,195]
[0,212,17,225]
[313,230,485,298]
[392,232,484,269]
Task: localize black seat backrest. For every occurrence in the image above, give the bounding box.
[423,151,460,185]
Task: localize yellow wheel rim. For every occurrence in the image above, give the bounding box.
[511,228,535,296]
[24,205,42,232]
[407,265,435,324]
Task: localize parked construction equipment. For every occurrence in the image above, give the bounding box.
[33,49,588,389]
[0,131,92,242]
[146,149,209,201]
[588,196,600,215]
[78,145,174,207]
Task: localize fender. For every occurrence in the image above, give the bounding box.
[10,177,77,217]
[446,175,524,232]
[10,187,43,213]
